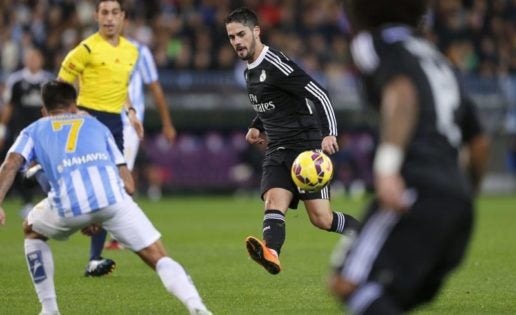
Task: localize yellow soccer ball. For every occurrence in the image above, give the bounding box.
[291,150,333,192]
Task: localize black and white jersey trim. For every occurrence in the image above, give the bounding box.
[265,50,294,76]
[341,210,400,283]
[305,81,338,136]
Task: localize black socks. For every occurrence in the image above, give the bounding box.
[262,209,286,254]
[329,212,360,234]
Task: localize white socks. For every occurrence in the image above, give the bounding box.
[156,257,208,312]
[24,239,59,314]
[24,242,208,314]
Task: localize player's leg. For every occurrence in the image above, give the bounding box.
[399,196,474,311]
[24,164,115,276]
[23,222,59,315]
[245,151,296,274]
[23,199,85,315]
[84,229,116,276]
[101,198,212,315]
[245,187,292,274]
[303,191,360,235]
[329,200,401,313]
[137,240,212,315]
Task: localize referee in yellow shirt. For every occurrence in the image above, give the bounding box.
[57,0,142,276]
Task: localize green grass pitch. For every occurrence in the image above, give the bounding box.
[0,194,514,314]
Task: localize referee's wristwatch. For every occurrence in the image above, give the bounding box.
[125,107,136,116]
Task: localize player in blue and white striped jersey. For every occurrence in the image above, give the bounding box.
[123,39,176,171]
[0,81,212,315]
[11,111,127,217]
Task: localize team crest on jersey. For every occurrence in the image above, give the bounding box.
[260,70,267,82]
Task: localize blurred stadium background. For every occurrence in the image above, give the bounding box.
[0,0,514,196]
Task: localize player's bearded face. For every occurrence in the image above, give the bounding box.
[240,35,256,61]
[227,23,256,61]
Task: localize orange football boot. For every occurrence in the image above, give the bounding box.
[245,236,281,275]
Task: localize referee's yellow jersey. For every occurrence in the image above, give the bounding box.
[58,32,139,114]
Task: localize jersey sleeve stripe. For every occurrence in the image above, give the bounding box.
[265,51,294,76]
[351,32,380,74]
[305,82,338,136]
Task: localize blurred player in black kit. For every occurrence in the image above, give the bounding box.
[329,0,490,314]
[225,7,359,275]
[0,48,53,217]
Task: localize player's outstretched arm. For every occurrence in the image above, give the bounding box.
[0,152,25,214]
[124,93,144,140]
[375,75,418,212]
[148,81,176,142]
[118,164,135,195]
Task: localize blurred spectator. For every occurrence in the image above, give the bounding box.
[0,48,53,216]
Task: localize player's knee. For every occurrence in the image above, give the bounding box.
[328,274,356,300]
[309,213,332,230]
[137,240,167,269]
[22,220,46,240]
[22,220,35,236]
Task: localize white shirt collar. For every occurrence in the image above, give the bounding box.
[247,45,269,70]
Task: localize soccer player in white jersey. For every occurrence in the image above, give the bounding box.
[0,80,212,315]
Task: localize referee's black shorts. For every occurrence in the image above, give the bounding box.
[78,106,124,152]
[260,148,331,209]
[340,189,473,311]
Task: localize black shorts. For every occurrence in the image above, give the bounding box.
[78,106,124,152]
[339,189,473,311]
[260,148,330,209]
